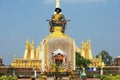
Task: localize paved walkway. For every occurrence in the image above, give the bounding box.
[87,78,100,80]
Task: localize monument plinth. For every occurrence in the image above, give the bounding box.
[41,26,76,71]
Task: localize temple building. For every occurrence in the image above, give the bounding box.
[76,40,104,68]
[11,0,104,71]
[11,40,41,69]
[112,56,120,66]
[76,40,92,59]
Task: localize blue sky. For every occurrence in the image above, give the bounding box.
[0,0,120,65]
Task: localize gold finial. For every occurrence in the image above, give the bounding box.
[31,40,34,49]
[82,41,84,44]
[88,38,91,43]
[100,53,102,62]
[56,0,60,8]
[32,40,34,45]
[14,54,16,59]
[26,38,29,44]
[26,39,30,49]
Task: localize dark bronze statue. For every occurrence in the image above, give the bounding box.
[49,8,66,33]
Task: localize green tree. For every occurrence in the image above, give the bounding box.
[7,68,13,75]
[96,50,113,66]
[76,52,91,69]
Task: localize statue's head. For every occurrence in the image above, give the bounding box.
[55,8,62,13]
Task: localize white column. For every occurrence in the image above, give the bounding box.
[34,69,37,78]
[101,69,103,75]
[41,40,45,71]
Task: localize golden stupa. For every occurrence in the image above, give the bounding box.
[76,40,104,68]
[11,0,104,71]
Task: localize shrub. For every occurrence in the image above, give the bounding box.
[101,75,120,80]
[0,75,17,80]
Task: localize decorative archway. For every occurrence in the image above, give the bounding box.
[52,49,67,66]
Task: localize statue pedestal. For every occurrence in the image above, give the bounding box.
[42,26,76,71]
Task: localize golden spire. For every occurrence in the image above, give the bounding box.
[56,0,60,8]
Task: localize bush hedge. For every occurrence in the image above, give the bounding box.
[101,75,120,80]
[0,75,17,80]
